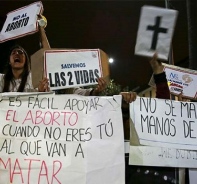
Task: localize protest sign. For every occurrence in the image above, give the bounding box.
[129,145,197,168]
[130,97,197,150]
[44,49,104,90]
[0,93,124,184]
[135,6,178,60]
[148,63,197,100]
[164,64,197,99]
[129,97,197,168]
[31,48,109,90]
[0,1,43,43]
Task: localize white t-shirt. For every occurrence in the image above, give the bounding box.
[0,73,94,95]
[0,73,34,92]
[73,87,92,96]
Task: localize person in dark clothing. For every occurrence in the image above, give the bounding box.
[149,53,170,99]
[125,53,178,184]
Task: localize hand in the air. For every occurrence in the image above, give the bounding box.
[149,53,164,74]
[38,77,50,92]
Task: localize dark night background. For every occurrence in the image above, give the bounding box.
[0,0,188,91]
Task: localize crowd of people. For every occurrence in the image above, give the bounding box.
[0,21,193,184]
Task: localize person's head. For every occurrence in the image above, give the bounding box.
[8,44,30,72]
[3,45,30,92]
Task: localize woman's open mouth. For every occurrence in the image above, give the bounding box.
[14,58,20,62]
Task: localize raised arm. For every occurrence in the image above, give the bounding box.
[150,53,170,99]
[38,15,50,49]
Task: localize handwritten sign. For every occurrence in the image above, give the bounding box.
[0,93,124,184]
[135,6,178,60]
[0,1,43,43]
[129,145,197,168]
[44,49,103,90]
[130,97,197,150]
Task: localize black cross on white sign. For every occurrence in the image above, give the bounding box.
[135,6,178,60]
[147,16,168,50]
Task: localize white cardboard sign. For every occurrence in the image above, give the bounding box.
[129,145,197,168]
[0,1,43,43]
[130,97,197,150]
[148,64,197,100]
[0,93,124,184]
[44,49,103,90]
[129,97,197,168]
[135,6,178,60]
[164,64,197,99]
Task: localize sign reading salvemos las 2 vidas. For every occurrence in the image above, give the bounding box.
[44,49,103,90]
[0,93,124,184]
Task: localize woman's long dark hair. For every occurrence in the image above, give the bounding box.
[3,45,30,92]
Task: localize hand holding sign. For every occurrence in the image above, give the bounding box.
[38,77,50,92]
[37,14,47,28]
[91,77,107,95]
[149,53,164,74]
[120,92,137,103]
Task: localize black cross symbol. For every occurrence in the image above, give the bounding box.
[147,16,168,50]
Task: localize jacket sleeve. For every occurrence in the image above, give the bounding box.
[154,72,170,100]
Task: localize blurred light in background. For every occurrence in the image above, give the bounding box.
[109,58,114,63]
